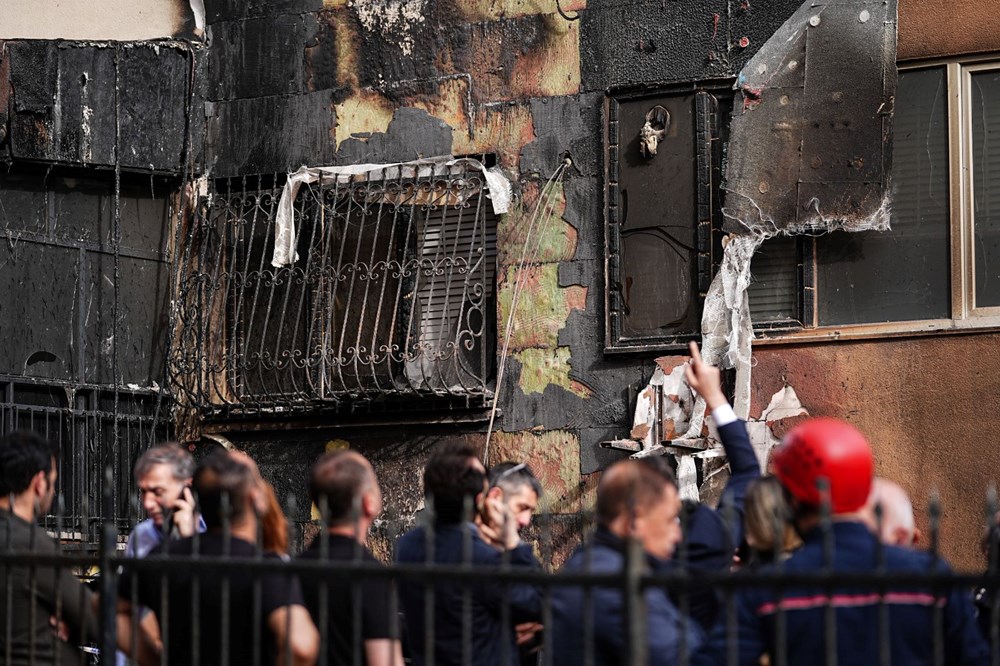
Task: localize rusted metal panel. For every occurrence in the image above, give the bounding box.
[722,0,898,234]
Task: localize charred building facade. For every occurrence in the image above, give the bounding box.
[1,0,999,569]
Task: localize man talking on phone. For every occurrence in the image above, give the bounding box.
[117,443,205,666]
[396,442,542,666]
[126,442,204,557]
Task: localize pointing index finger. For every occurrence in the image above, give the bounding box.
[688,340,703,364]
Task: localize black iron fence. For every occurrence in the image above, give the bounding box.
[0,379,171,544]
[2,486,999,666]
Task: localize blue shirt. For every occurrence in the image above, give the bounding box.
[117,516,207,666]
[124,516,207,558]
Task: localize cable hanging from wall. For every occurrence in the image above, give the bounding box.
[484,158,571,466]
[555,0,580,21]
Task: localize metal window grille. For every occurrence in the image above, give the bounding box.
[170,163,498,418]
[0,378,170,543]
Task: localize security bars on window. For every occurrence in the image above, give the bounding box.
[170,163,497,417]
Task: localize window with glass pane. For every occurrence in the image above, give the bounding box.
[971,69,1000,308]
[814,66,951,325]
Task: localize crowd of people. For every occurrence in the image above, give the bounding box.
[0,343,995,665]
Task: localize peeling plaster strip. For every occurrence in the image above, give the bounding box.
[484,161,570,466]
[273,156,511,267]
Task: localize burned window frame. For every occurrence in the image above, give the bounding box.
[749,57,1000,344]
[171,163,500,420]
[603,81,732,353]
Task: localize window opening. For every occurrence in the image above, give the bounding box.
[172,161,499,417]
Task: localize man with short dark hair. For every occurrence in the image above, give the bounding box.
[551,458,702,665]
[396,444,542,666]
[298,450,403,666]
[486,462,542,534]
[117,450,319,665]
[0,430,98,665]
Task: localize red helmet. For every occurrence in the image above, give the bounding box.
[771,418,874,514]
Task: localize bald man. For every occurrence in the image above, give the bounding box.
[551,459,703,665]
[299,450,403,666]
[861,478,921,547]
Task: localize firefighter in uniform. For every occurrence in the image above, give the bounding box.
[693,418,990,665]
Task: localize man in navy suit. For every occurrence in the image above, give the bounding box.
[662,342,760,631]
[396,443,542,666]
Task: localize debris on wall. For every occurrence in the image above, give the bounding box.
[609,360,809,502]
[608,356,697,453]
[745,384,808,471]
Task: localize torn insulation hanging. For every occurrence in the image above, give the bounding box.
[701,0,897,418]
[273,157,511,268]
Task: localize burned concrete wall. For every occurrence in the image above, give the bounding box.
[2,41,198,171]
[3,0,998,568]
[183,0,998,568]
[183,0,811,549]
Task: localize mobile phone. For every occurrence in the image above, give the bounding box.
[161,484,193,537]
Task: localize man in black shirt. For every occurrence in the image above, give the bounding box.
[0,431,98,665]
[118,450,319,665]
[298,450,402,666]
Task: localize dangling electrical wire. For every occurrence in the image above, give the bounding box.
[149,43,198,447]
[484,159,570,465]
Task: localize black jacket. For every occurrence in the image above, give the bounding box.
[396,522,542,666]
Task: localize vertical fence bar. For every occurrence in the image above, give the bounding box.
[318,495,330,666]
[874,503,890,666]
[987,484,999,666]
[100,467,118,661]
[423,496,436,666]
[624,535,646,666]
[929,491,944,666]
[461,495,474,666]
[818,478,837,666]
[582,534,595,666]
